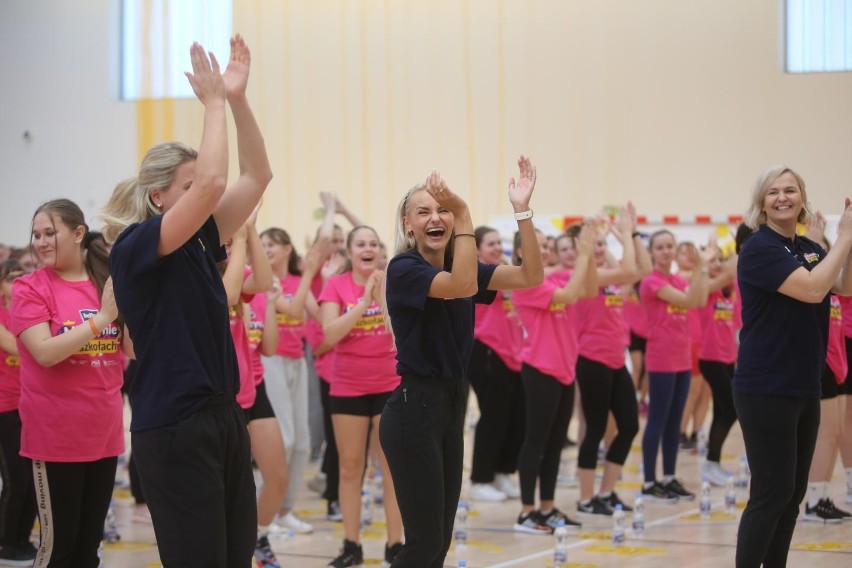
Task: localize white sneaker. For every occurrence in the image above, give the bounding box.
[700,461,731,487]
[847,486,852,505]
[271,511,314,534]
[494,474,521,499]
[469,483,507,502]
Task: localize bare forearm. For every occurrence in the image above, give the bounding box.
[516,219,544,286]
[22,312,115,368]
[323,302,369,346]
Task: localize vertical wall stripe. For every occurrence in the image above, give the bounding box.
[281,0,293,229]
[495,0,506,204]
[340,0,352,196]
[135,0,174,163]
[384,0,395,200]
[360,0,370,215]
[461,0,478,203]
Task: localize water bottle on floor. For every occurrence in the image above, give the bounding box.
[361,488,373,526]
[454,500,469,548]
[612,504,625,546]
[699,479,711,519]
[725,474,737,513]
[553,519,568,567]
[737,456,750,502]
[697,428,708,464]
[103,500,120,544]
[632,493,645,538]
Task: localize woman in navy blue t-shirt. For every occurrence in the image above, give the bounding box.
[733,166,852,568]
[380,156,544,568]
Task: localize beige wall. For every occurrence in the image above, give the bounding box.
[3,0,851,248]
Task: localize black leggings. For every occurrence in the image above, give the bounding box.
[468,340,525,483]
[698,360,738,463]
[517,364,575,506]
[319,377,339,503]
[575,356,639,470]
[0,410,36,550]
[32,457,117,568]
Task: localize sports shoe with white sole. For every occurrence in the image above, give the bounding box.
[271,511,314,534]
[700,461,732,487]
[469,482,507,502]
[493,473,521,499]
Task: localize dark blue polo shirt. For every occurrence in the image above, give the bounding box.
[733,224,829,399]
[109,215,239,431]
[386,251,497,381]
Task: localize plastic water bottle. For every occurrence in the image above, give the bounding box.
[612,504,626,546]
[553,519,568,567]
[457,560,467,568]
[724,474,737,513]
[699,479,712,519]
[632,493,645,538]
[361,488,373,526]
[697,428,708,463]
[373,468,384,505]
[98,543,105,567]
[454,500,469,547]
[737,456,750,504]
[103,500,120,544]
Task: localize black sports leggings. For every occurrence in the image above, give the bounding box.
[698,360,737,463]
[575,356,639,470]
[517,364,575,506]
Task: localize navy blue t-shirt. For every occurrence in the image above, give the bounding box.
[733,224,829,399]
[109,215,239,431]
[386,251,498,380]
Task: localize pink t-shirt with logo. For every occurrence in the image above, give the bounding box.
[576,284,629,370]
[0,304,21,413]
[838,295,852,339]
[230,305,256,410]
[247,292,268,385]
[474,290,523,373]
[697,288,738,364]
[275,273,307,359]
[318,272,399,397]
[11,268,124,462]
[622,285,647,339]
[827,295,847,385]
[640,269,691,373]
[512,269,578,385]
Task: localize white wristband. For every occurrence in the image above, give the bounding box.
[514,209,533,221]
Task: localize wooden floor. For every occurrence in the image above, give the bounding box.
[96,401,852,568]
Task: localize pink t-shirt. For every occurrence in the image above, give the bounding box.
[318,272,399,396]
[640,269,691,373]
[474,290,523,372]
[11,268,124,461]
[275,273,307,359]
[247,293,267,385]
[622,285,647,339]
[838,295,852,339]
[512,269,578,385]
[0,304,21,413]
[576,284,629,370]
[687,309,703,345]
[827,295,847,385]
[230,305,256,410]
[697,288,738,364]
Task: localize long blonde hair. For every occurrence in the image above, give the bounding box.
[100,142,198,243]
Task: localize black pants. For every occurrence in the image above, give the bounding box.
[132,400,256,568]
[575,356,639,470]
[733,391,819,568]
[698,360,738,463]
[379,375,466,568]
[319,377,339,503]
[468,340,525,483]
[518,364,575,506]
[32,457,117,568]
[0,410,36,549]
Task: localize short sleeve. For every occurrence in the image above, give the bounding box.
[318,275,343,305]
[474,263,498,305]
[10,276,50,336]
[512,278,559,311]
[109,216,164,283]
[387,253,440,311]
[640,273,667,299]
[738,237,803,293]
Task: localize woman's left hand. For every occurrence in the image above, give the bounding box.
[222,34,251,99]
[508,155,536,213]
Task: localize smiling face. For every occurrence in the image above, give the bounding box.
[31,212,84,272]
[347,227,381,276]
[762,171,804,229]
[478,230,503,264]
[403,189,453,256]
[261,233,293,270]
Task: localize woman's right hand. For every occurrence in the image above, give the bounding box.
[576,223,595,256]
[362,269,384,305]
[100,277,119,322]
[267,276,283,302]
[837,199,852,239]
[425,170,468,216]
[185,42,226,106]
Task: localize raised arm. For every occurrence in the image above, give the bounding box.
[334,194,365,228]
[552,224,597,304]
[628,202,653,276]
[489,155,545,290]
[655,245,709,309]
[157,43,228,257]
[275,240,327,319]
[213,35,273,242]
[596,206,640,287]
[222,227,248,307]
[242,205,273,295]
[260,277,281,356]
[19,279,119,368]
[781,199,852,300]
[423,172,478,299]
[322,270,384,346]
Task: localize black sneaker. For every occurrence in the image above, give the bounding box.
[663,478,695,501]
[382,541,403,567]
[513,510,553,535]
[823,498,851,520]
[804,498,844,523]
[327,500,343,522]
[679,433,695,451]
[603,491,633,513]
[540,507,582,530]
[642,481,678,503]
[577,495,613,516]
[253,535,281,568]
[0,545,37,567]
[328,539,364,568]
